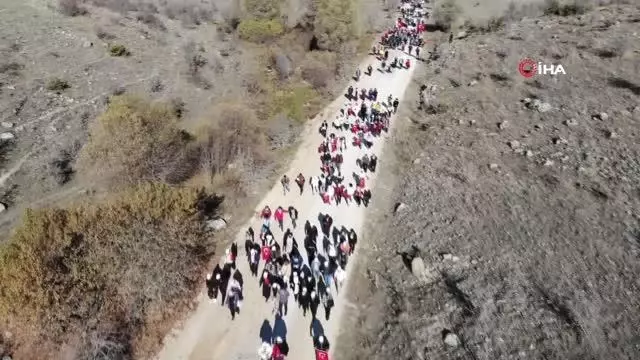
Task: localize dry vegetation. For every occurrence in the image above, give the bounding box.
[337,1,640,360]
[0,182,215,359]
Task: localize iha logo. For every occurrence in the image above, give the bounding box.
[518,58,566,78]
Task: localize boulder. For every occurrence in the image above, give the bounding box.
[0,132,14,140]
[443,332,461,348]
[410,256,425,277]
[393,202,408,214]
[206,218,227,231]
[273,53,293,80]
[455,31,468,39]
[1,122,14,128]
[0,203,6,213]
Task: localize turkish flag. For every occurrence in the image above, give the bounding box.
[315,349,329,360]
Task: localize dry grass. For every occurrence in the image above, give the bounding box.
[433,0,462,31]
[314,0,359,50]
[238,18,285,43]
[58,0,89,16]
[300,51,337,89]
[196,102,269,179]
[77,95,190,186]
[0,182,215,359]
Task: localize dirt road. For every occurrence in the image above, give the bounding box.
[157,48,418,360]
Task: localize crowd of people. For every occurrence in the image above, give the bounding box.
[204,0,428,358]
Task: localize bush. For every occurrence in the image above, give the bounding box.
[301,59,332,89]
[245,0,281,19]
[0,182,213,359]
[78,95,189,185]
[197,103,268,178]
[108,44,130,56]
[46,78,71,92]
[58,0,88,16]
[433,0,461,31]
[269,84,320,123]
[237,19,284,43]
[313,0,357,50]
[543,0,591,16]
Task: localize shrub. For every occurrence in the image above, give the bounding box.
[543,0,591,16]
[108,44,130,56]
[46,78,71,92]
[0,182,213,359]
[245,0,281,19]
[0,62,24,77]
[269,84,320,123]
[433,0,461,31]
[78,95,189,185]
[136,11,167,31]
[58,0,88,16]
[313,0,357,50]
[301,58,332,89]
[197,103,268,178]
[237,19,284,43]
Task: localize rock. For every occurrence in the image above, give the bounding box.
[410,256,425,277]
[0,132,14,140]
[565,118,578,126]
[205,218,227,231]
[544,159,554,166]
[498,121,508,130]
[2,355,12,360]
[15,125,24,132]
[273,53,293,80]
[596,112,609,121]
[536,101,552,113]
[526,150,534,158]
[489,163,498,170]
[0,203,6,213]
[394,202,409,214]
[456,31,468,39]
[1,122,14,128]
[607,130,618,139]
[441,253,454,261]
[443,332,461,348]
[471,259,478,265]
[553,137,568,145]
[82,40,93,48]
[469,119,476,126]
[508,140,521,149]
[468,80,478,86]
[413,158,421,165]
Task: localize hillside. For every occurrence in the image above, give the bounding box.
[336,1,640,359]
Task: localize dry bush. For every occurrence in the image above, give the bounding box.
[58,0,89,16]
[78,95,189,185]
[46,77,71,92]
[0,62,24,77]
[196,103,268,179]
[237,19,284,43]
[95,26,116,40]
[164,1,215,27]
[313,0,357,50]
[543,0,592,16]
[108,44,130,56]
[0,182,214,359]
[433,0,461,31]
[301,59,329,88]
[136,11,167,31]
[245,0,281,19]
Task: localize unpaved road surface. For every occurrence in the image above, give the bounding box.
[156,47,418,360]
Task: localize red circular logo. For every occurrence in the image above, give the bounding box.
[518,58,537,78]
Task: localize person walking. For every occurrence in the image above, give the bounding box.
[322,290,335,320]
[288,205,298,229]
[393,97,400,113]
[310,291,320,318]
[281,175,290,195]
[274,206,285,231]
[249,243,260,277]
[295,173,305,195]
[277,286,289,316]
[260,271,272,302]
